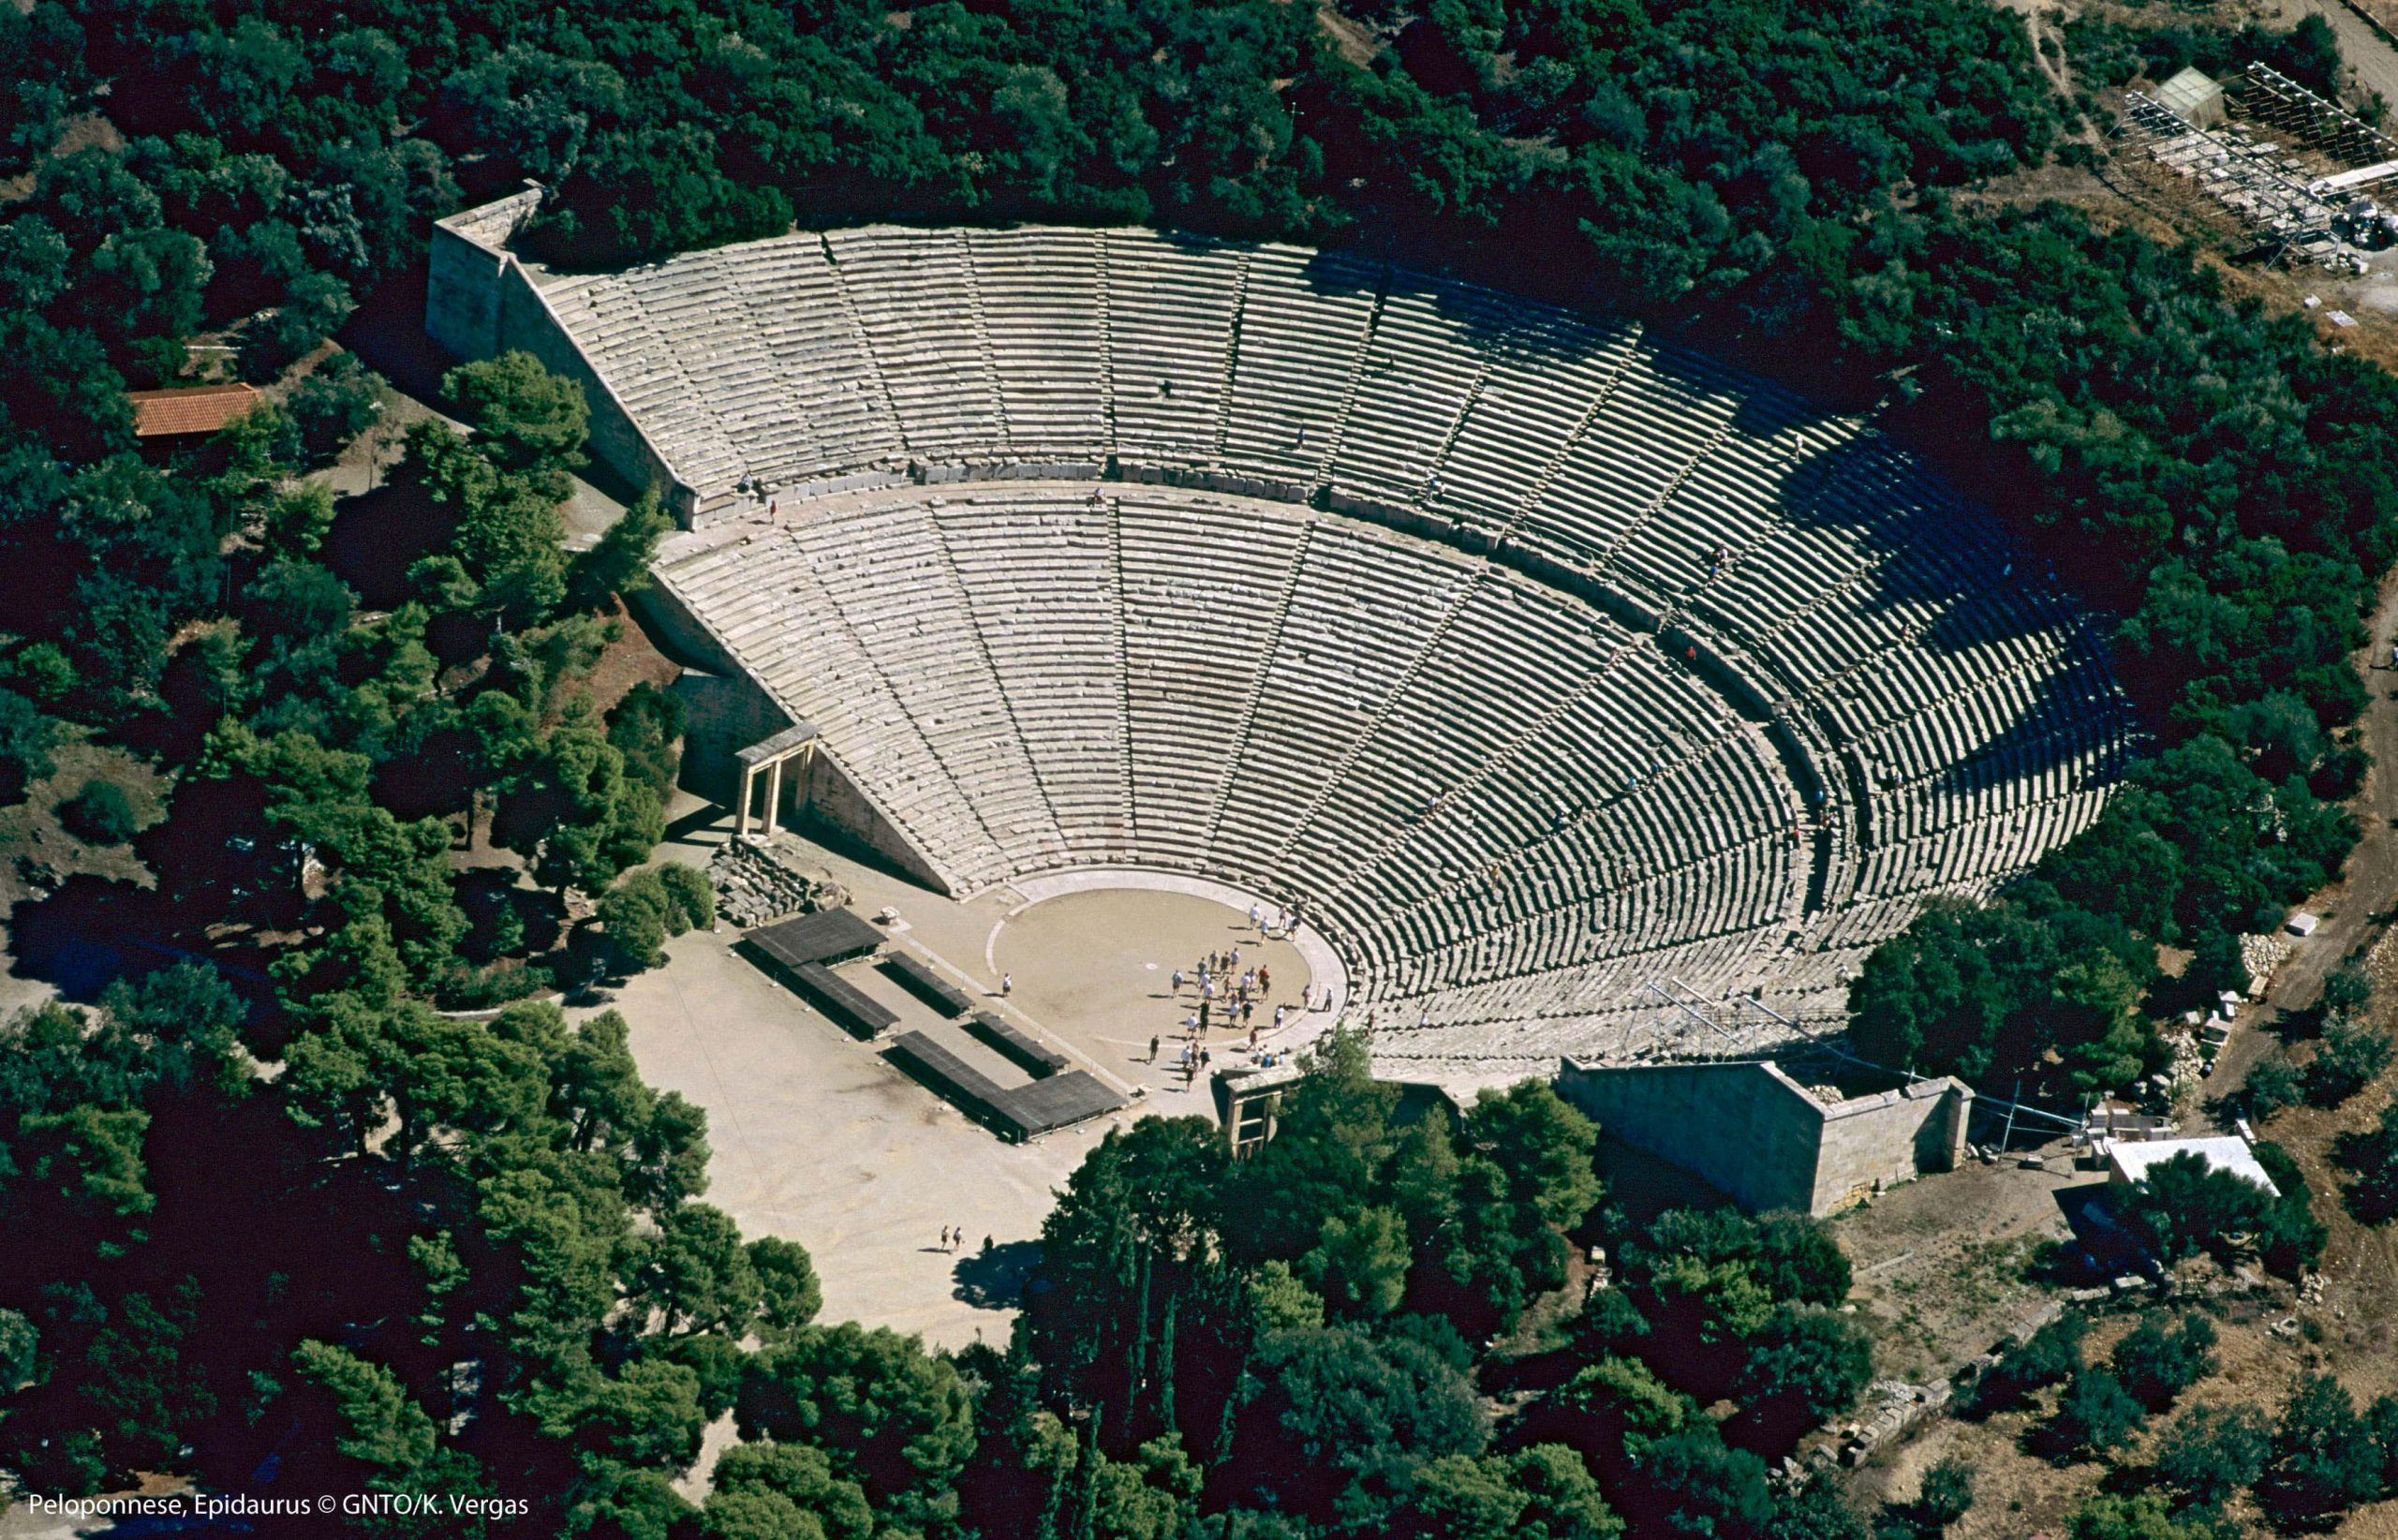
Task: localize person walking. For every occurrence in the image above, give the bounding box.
[1148,1034,1160,1062]
[1259,965,1271,996]
[1171,968,1184,995]
[1000,973,1013,997]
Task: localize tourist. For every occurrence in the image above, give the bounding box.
[951,1223,961,1251]
[1258,964,1270,995]
[1148,1034,1160,1062]
[1181,1013,1198,1031]
[1171,968,1184,994]
[1249,901,1261,928]
[1000,972,1013,996]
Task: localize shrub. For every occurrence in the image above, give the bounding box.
[655,862,715,932]
[2322,967,2373,1019]
[2304,1019,2392,1108]
[2067,1492,2213,1540]
[598,865,714,973]
[2124,1152,2272,1264]
[1902,1457,1975,1533]
[1968,1314,2084,1416]
[2366,1394,2398,1502]
[2257,1373,2383,1531]
[59,777,138,845]
[2153,1403,2268,1510]
[606,682,687,797]
[2047,1370,2144,1460]
[284,352,381,466]
[0,689,59,802]
[2110,1313,2216,1411]
[2337,1103,2398,1225]
[2254,1142,2328,1279]
[2244,1053,2302,1120]
[1730,1307,1873,1428]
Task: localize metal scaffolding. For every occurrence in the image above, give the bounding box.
[2113,86,2342,265]
[2228,62,2398,193]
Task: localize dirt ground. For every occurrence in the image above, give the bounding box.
[1831,1155,2083,1385]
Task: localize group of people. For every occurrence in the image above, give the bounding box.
[1143,904,1337,1088]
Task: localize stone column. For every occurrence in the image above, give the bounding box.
[764,757,785,838]
[734,763,754,842]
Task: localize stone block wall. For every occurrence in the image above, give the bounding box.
[1809,1075,1972,1214]
[666,665,952,896]
[671,670,792,805]
[425,185,542,361]
[1555,1059,1971,1217]
[422,189,693,523]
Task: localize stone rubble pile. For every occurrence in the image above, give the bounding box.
[2240,931,2293,993]
[710,838,846,928]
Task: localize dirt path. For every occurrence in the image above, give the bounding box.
[2204,570,2398,1106]
[1993,0,2074,101]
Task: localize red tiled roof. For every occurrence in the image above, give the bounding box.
[127,382,263,437]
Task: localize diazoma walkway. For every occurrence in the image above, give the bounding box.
[445,211,2137,1073]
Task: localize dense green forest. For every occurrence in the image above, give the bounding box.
[2,0,2396,1533]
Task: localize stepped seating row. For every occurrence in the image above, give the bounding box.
[545,227,2113,796]
[563,225,2145,1066]
[659,488,1828,1032]
[550,228,2103,710]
